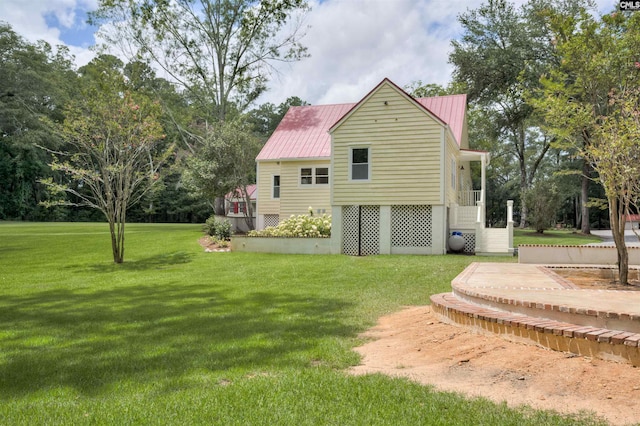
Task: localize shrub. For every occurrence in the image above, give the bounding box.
[525,180,560,233]
[248,209,331,238]
[203,216,232,240]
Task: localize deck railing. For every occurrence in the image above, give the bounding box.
[458,190,482,206]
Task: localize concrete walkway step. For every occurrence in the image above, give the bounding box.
[431,263,640,366]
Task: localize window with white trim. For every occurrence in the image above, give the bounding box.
[350,147,369,180]
[300,167,329,185]
[315,167,329,184]
[273,175,280,198]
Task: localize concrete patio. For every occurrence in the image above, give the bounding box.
[431,262,640,366]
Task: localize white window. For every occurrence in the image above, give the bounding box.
[300,168,313,185]
[273,175,280,198]
[300,167,329,185]
[350,147,369,181]
[315,167,329,184]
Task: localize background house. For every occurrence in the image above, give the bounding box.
[225,184,256,233]
[255,78,513,255]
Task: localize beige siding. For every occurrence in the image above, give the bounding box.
[445,132,460,205]
[256,161,281,215]
[280,160,331,217]
[331,83,444,206]
[459,114,469,149]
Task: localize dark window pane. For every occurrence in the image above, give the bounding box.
[273,175,280,198]
[352,148,368,164]
[315,167,329,184]
[352,164,368,180]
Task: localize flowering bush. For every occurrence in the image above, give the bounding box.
[248,208,331,238]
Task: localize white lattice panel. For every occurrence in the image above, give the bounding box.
[462,233,475,253]
[342,205,380,256]
[391,205,432,247]
[360,206,380,256]
[342,205,360,256]
[263,214,279,228]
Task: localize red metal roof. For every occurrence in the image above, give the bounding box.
[257,80,467,161]
[416,94,467,145]
[626,214,640,222]
[256,103,354,161]
[226,184,257,200]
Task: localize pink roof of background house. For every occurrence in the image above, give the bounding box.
[226,184,257,200]
[256,86,467,161]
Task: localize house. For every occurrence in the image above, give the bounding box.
[255,78,513,255]
[225,184,257,233]
[626,214,640,230]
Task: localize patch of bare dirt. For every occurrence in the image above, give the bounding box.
[553,268,640,291]
[350,306,640,426]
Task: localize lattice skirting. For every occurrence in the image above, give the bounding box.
[263,214,279,228]
[342,205,380,256]
[462,233,476,253]
[391,205,432,247]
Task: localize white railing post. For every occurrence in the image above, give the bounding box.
[476,200,484,225]
[507,200,514,254]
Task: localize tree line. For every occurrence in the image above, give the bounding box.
[0,3,307,225]
[1,0,639,277]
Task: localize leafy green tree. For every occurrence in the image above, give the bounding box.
[0,23,76,220]
[532,9,640,283]
[532,4,613,234]
[183,118,261,229]
[586,88,640,285]
[525,179,561,233]
[450,0,555,228]
[247,96,308,139]
[42,59,172,263]
[90,0,310,122]
[404,81,458,98]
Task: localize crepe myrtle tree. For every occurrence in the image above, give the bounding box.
[586,88,640,285]
[41,78,172,263]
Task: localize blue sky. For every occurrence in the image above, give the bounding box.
[43,9,98,48]
[1,0,618,106]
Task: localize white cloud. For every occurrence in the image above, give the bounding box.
[259,0,472,106]
[0,0,621,104]
[0,0,98,66]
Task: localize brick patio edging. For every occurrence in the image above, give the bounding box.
[430,292,640,366]
[450,263,640,333]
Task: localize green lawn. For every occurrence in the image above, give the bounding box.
[513,228,603,247]
[0,222,604,425]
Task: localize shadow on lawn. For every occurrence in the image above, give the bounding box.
[0,283,354,397]
[68,251,194,273]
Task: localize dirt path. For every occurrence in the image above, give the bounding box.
[350,306,640,426]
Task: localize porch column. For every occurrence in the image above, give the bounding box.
[480,154,487,204]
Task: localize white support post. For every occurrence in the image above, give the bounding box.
[507,200,514,254]
[476,200,485,226]
[480,155,487,204]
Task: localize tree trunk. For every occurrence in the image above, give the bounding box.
[517,125,528,228]
[580,160,591,234]
[214,196,225,216]
[609,197,628,285]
